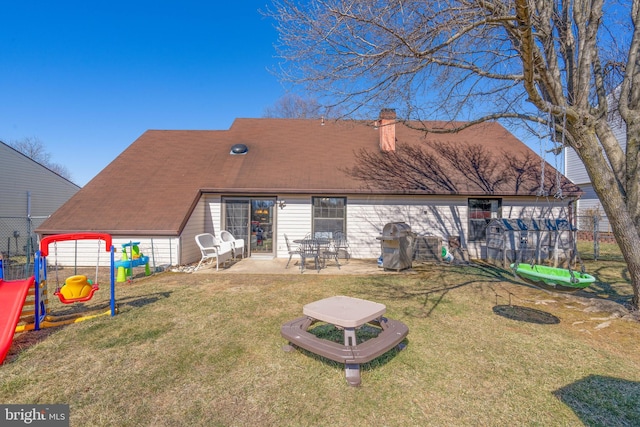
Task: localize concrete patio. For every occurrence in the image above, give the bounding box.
[191,257,413,275]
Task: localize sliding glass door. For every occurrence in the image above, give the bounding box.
[223,198,276,256]
[250,199,275,254]
[224,199,250,250]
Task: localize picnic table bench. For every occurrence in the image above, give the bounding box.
[281,296,409,386]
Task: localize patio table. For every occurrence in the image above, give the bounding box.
[292,238,331,246]
[281,295,409,386]
[293,238,331,271]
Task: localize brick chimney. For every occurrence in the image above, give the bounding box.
[379,108,396,152]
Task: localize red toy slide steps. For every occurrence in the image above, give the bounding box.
[0,277,34,364]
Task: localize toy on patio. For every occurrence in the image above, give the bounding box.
[441,246,454,263]
[115,241,151,282]
[0,233,118,364]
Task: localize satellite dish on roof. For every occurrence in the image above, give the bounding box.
[230,143,248,155]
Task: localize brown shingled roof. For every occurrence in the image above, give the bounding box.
[37,118,579,236]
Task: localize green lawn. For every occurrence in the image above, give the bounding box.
[1,260,639,426]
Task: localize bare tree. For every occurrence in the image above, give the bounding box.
[9,137,73,181]
[263,93,324,118]
[267,0,640,308]
[347,142,575,195]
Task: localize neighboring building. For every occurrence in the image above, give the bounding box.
[0,141,80,273]
[565,96,626,234]
[37,111,581,267]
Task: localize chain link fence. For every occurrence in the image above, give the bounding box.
[0,216,48,280]
[575,214,622,262]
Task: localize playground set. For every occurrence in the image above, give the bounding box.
[0,233,118,364]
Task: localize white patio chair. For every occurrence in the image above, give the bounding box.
[195,233,232,271]
[220,230,245,259]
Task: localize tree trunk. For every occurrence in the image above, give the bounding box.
[600,196,640,309]
[577,129,640,308]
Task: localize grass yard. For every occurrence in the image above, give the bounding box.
[1,256,639,427]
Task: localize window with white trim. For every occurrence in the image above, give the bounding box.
[312,197,346,238]
[468,198,501,241]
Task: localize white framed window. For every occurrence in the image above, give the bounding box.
[312,197,346,237]
[468,198,501,241]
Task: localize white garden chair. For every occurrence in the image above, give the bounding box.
[195,233,232,271]
[220,230,245,259]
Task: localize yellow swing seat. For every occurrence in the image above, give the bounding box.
[55,275,99,304]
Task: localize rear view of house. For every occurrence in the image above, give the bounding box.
[37,111,581,268]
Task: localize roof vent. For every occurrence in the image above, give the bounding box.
[230,143,248,155]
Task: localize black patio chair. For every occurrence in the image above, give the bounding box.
[333,231,350,261]
[299,235,321,273]
[321,239,341,269]
[284,234,300,269]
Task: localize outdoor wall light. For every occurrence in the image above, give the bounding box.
[278,200,287,209]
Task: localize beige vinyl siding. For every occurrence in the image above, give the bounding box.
[564,112,625,236]
[346,195,468,258]
[180,196,209,266]
[204,194,222,237]
[128,237,178,268]
[38,239,115,268]
[575,184,611,232]
[275,195,313,259]
[47,193,576,269]
[346,195,572,259]
[272,194,574,260]
[37,236,178,269]
[0,143,79,218]
[273,194,464,260]
[564,148,590,185]
[2,143,80,255]
[501,197,570,220]
[174,193,223,266]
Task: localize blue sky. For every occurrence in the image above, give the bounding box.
[2,1,571,188]
[2,1,284,186]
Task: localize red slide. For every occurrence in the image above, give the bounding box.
[0,277,35,364]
